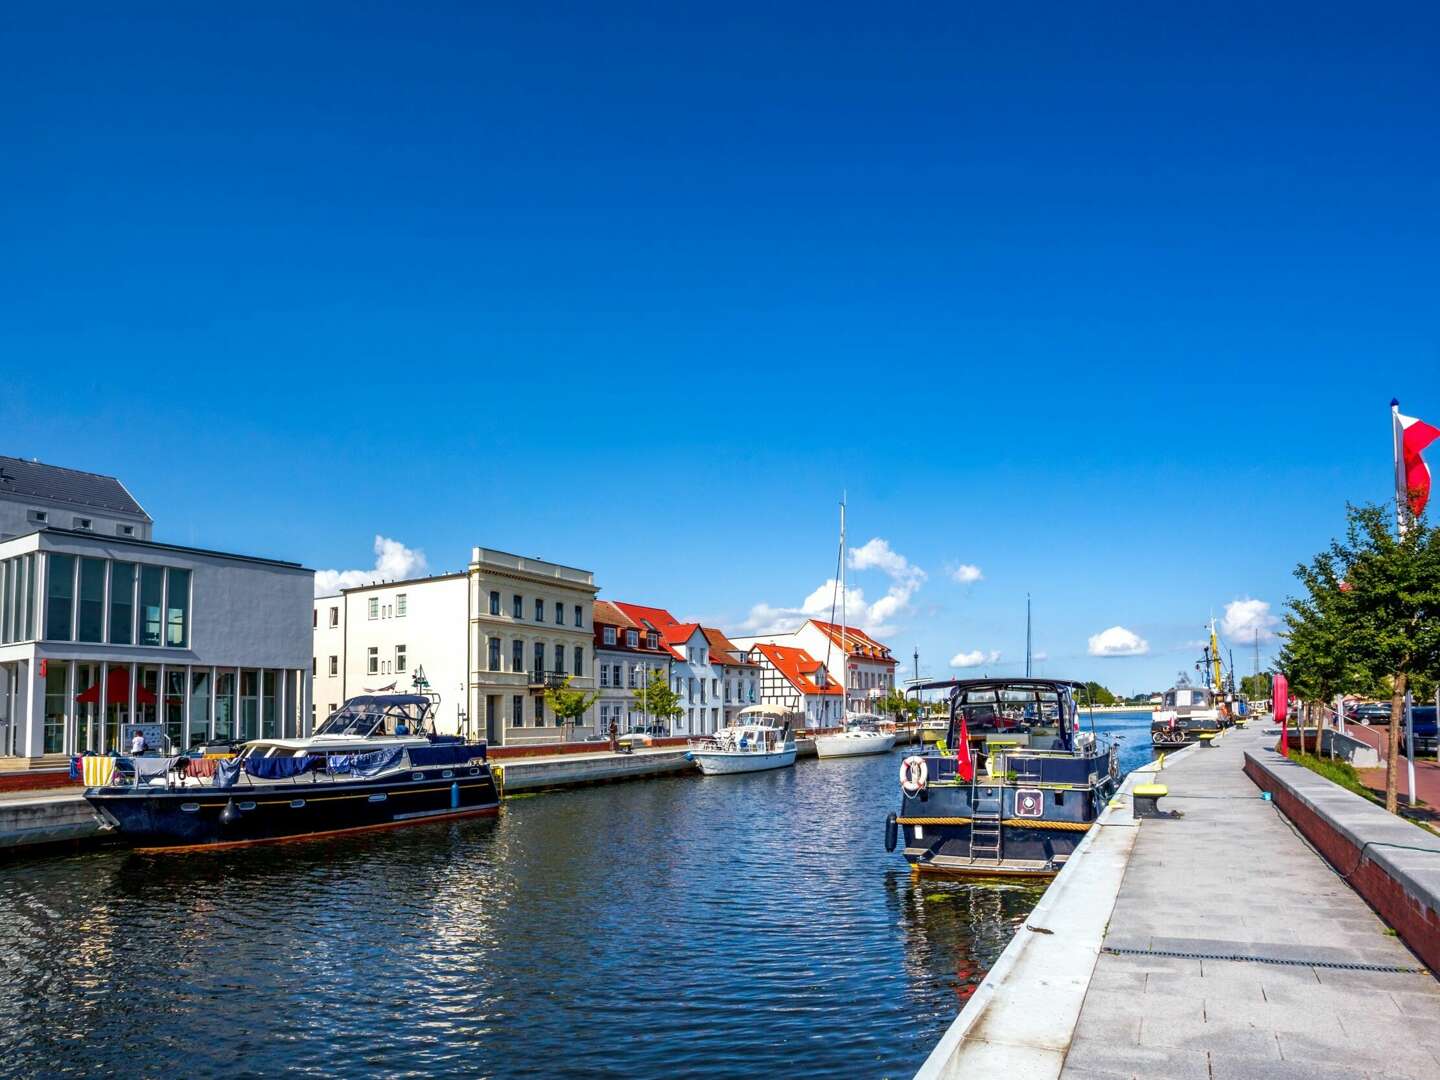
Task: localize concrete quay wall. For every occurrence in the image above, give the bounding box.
[495,747,695,792]
[1244,749,1440,971]
[0,793,105,851]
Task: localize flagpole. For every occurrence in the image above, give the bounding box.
[1392,398,1408,538]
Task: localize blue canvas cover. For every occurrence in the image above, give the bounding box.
[244,754,323,781]
[212,758,244,788]
[408,743,485,767]
[327,747,405,777]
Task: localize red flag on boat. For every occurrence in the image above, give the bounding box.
[956,712,974,781]
[1274,674,1290,757]
[1393,401,1440,518]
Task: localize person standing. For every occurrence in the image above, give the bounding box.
[130,729,147,756]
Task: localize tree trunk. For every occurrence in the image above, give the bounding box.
[1386,673,1408,814]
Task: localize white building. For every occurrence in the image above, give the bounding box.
[592,600,672,734]
[746,642,844,729]
[315,547,598,746]
[0,460,312,760]
[312,572,469,733]
[733,618,897,714]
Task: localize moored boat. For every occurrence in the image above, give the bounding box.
[884,678,1119,877]
[687,705,797,775]
[1150,682,1222,747]
[814,713,897,758]
[84,694,500,850]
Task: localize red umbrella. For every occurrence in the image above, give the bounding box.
[74,667,158,706]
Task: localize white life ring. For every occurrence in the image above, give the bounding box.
[900,755,928,795]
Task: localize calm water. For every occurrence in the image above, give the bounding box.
[0,711,1153,1079]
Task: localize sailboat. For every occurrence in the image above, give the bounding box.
[815,498,898,759]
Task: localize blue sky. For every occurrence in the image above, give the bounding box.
[4,2,1437,692]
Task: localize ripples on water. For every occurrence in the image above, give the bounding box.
[0,711,1153,1078]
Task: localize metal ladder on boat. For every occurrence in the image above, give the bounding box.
[969,760,1003,863]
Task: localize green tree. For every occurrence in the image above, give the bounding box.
[1080,681,1117,706]
[629,668,683,733]
[1282,503,1440,813]
[875,689,913,722]
[1239,673,1272,701]
[543,676,600,741]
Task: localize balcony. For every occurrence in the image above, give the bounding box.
[528,670,569,690]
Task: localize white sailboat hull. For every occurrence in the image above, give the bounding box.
[813,730,897,758]
[690,747,797,775]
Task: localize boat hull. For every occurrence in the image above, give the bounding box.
[86,766,501,850]
[691,747,797,775]
[813,731,897,758]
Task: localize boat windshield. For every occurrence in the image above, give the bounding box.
[1164,688,1211,708]
[313,697,431,738]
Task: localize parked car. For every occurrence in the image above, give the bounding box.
[1400,706,1438,757]
[1347,702,1392,725]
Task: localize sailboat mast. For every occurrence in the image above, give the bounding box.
[839,496,847,718]
[1025,594,1032,678]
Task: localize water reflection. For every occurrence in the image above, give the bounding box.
[0,710,1153,1078]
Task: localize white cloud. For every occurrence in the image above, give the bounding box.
[1087,626,1150,657]
[741,537,926,638]
[1221,598,1279,644]
[315,535,428,597]
[1032,651,1049,663]
[951,649,1002,668]
[950,563,984,585]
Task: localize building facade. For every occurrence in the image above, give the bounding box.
[704,628,761,725]
[733,618,897,715]
[746,642,844,729]
[312,573,469,734]
[0,528,313,760]
[593,600,672,734]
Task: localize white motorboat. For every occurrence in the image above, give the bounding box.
[814,713,898,758]
[687,706,797,775]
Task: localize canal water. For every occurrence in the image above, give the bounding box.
[0,710,1154,1078]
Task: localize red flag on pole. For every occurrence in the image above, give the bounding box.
[1392,401,1440,520]
[956,711,974,781]
[1274,673,1290,757]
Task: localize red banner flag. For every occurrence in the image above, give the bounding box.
[1393,402,1440,518]
[956,712,974,782]
[1274,673,1289,757]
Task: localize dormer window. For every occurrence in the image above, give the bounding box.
[603,626,616,645]
[73,517,93,531]
[646,631,658,649]
[28,510,47,525]
[626,629,638,647]
[116,524,135,537]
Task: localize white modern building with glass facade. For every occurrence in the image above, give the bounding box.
[0,527,314,761]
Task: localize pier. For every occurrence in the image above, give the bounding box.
[918,722,1440,1078]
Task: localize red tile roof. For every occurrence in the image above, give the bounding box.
[751,643,843,696]
[600,601,683,658]
[808,619,897,665]
[704,627,759,668]
[593,600,639,630]
[610,602,681,631]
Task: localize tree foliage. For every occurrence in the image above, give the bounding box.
[875,689,918,720]
[629,668,683,724]
[1239,673,1272,700]
[1080,681,1117,706]
[1281,503,1440,812]
[544,676,600,730]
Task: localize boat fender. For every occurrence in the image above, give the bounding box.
[884,811,898,853]
[900,755,928,796]
[451,781,460,809]
[219,798,239,827]
[684,752,694,761]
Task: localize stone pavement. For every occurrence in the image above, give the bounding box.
[1346,723,1440,819]
[1060,723,1440,1080]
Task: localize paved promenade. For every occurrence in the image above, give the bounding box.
[1061,724,1440,1079]
[1345,723,1440,818]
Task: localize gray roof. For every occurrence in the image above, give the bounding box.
[0,455,150,519]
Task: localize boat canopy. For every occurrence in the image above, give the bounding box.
[735,704,800,727]
[1163,687,1213,708]
[912,678,1083,751]
[313,695,436,738]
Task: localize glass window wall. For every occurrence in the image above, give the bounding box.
[43,660,68,755]
[215,672,235,740]
[139,565,164,646]
[77,558,106,642]
[165,669,185,748]
[109,561,135,645]
[261,671,277,739]
[166,568,190,647]
[45,554,75,641]
[239,670,258,740]
[189,669,212,746]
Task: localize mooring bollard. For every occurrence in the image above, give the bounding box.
[1134,783,1180,818]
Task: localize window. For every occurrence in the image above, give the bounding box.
[555,601,564,624]
[613,663,622,688]
[509,639,522,673]
[77,558,105,642]
[328,655,338,677]
[627,665,637,689]
[109,561,135,648]
[554,644,565,674]
[626,629,638,648]
[29,510,48,525]
[395,644,407,673]
[117,524,134,537]
[603,626,616,645]
[367,647,378,674]
[533,642,544,677]
[574,605,583,628]
[166,568,190,647]
[574,645,583,677]
[490,590,500,616]
[313,609,318,628]
[513,594,523,618]
[44,553,73,640]
[489,637,502,672]
[647,631,658,649]
[138,564,164,646]
[535,696,545,725]
[535,598,544,621]
[600,665,610,688]
[512,694,523,727]
[329,606,339,627]
[396,593,407,617]
[74,517,93,531]
[368,597,379,620]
